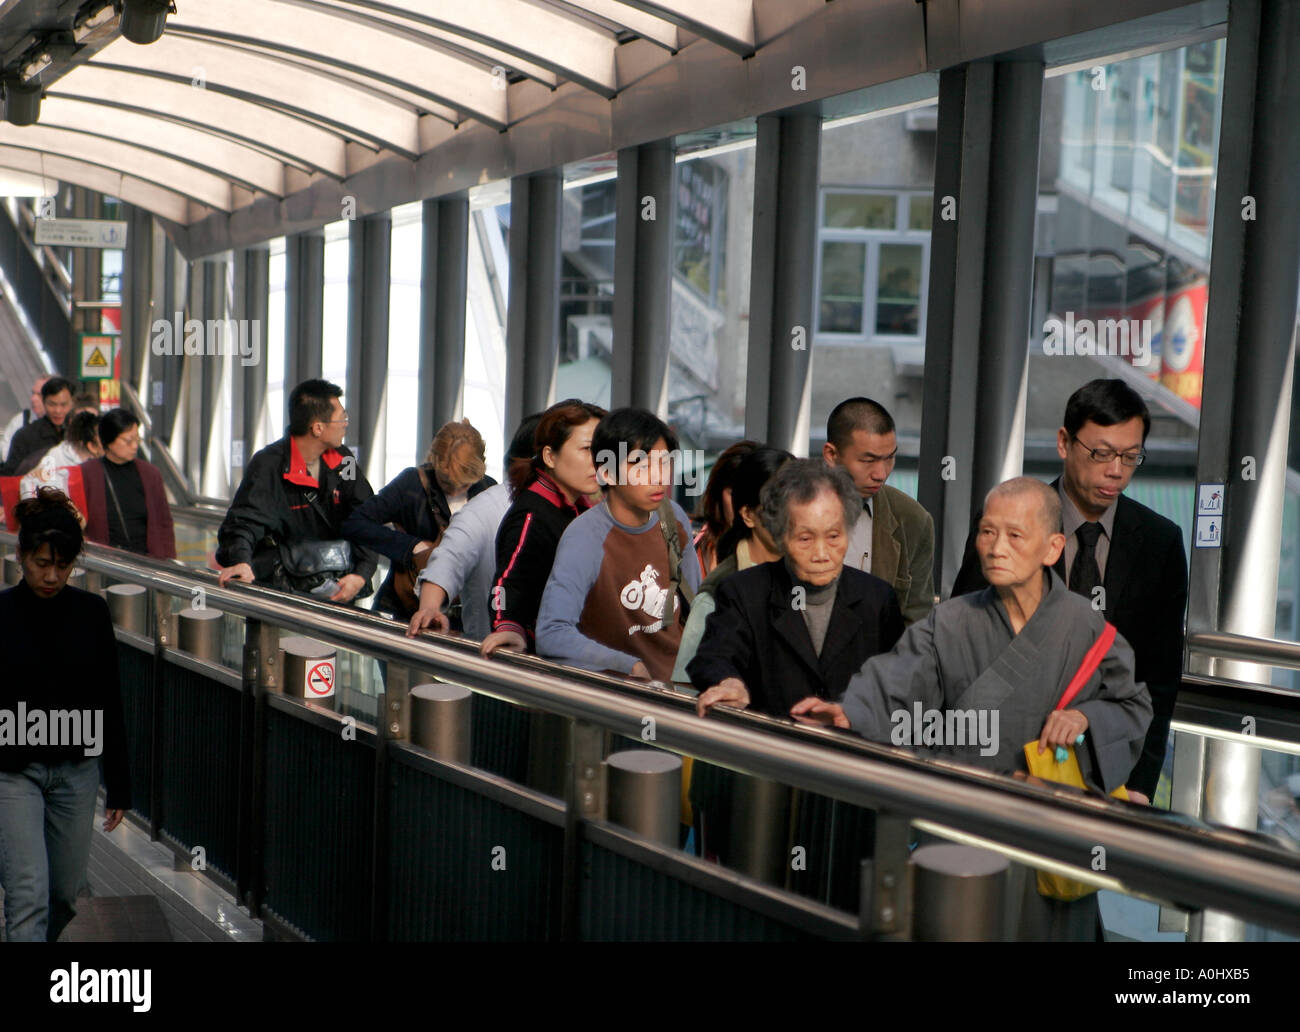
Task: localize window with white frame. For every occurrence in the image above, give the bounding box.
[815,189,931,342]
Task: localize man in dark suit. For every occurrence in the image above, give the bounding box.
[951,379,1186,799]
[689,459,904,717]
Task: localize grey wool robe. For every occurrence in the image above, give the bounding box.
[839,568,1153,941]
[841,569,1151,790]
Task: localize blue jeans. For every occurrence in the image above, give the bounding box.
[0,759,101,942]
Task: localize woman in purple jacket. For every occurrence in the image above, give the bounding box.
[80,409,176,559]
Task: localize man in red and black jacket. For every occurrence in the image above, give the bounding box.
[216,379,378,604]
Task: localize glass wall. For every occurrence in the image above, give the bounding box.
[464,182,509,476]
[266,237,286,445]
[321,219,350,391]
[556,158,616,411]
[807,102,938,497]
[386,201,422,483]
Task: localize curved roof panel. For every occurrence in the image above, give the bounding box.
[0,0,937,245]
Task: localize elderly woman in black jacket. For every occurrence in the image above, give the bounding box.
[689,459,905,717]
[0,488,130,941]
[342,418,496,619]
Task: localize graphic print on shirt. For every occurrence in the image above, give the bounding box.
[620,563,669,632]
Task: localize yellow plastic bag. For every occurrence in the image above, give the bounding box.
[1022,741,1128,900]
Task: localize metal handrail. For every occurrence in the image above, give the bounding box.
[27,537,1300,934]
[1187,631,1300,673]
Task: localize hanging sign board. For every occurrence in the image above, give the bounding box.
[34,218,128,248]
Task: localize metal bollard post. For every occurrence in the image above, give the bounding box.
[409,683,472,762]
[66,568,86,589]
[105,583,149,634]
[82,569,103,594]
[178,607,224,662]
[727,773,792,886]
[280,636,337,708]
[605,750,681,847]
[2,551,18,585]
[910,843,1008,941]
[526,709,572,798]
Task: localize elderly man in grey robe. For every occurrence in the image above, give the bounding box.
[794,476,1152,940]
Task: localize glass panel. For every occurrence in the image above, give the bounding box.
[266,239,286,445]
[321,220,350,392]
[823,191,896,230]
[907,195,932,231]
[819,241,866,334]
[809,97,937,462]
[463,189,509,475]
[386,201,422,484]
[557,164,615,414]
[875,243,922,336]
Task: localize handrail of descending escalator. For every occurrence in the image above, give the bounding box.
[41,539,1300,935]
[1186,630,1300,672]
[120,381,230,510]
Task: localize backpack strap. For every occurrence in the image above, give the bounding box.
[1054,622,1117,711]
[657,498,695,625]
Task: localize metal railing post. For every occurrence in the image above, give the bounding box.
[280,635,337,708]
[238,618,278,919]
[727,773,792,886]
[560,720,605,941]
[148,590,174,840]
[371,661,412,943]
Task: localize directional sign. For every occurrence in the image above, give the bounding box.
[34,217,128,248]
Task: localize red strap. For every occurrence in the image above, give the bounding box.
[1055,622,1117,711]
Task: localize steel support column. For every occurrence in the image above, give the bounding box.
[417,196,470,451]
[611,140,675,416]
[200,257,230,498]
[121,204,154,396]
[347,212,391,486]
[745,114,821,455]
[285,229,324,416]
[231,247,270,479]
[505,172,563,439]
[918,61,1043,596]
[1183,0,1300,942]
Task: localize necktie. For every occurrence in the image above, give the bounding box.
[863,498,872,517]
[1070,521,1103,602]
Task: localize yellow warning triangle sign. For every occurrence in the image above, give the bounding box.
[86,347,108,368]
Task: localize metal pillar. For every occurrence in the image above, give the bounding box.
[231,247,270,474]
[347,212,391,486]
[200,257,231,498]
[611,140,675,416]
[504,172,562,439]
[910,843,1008,942]
[605,750,681,847]
[121,204,155,395]
[918,61,1043,596]
[284,228,324,417]
[409,683,472,762]
[280,636,336,708]
[105,583,148,634]
[744,113,821,456]
[726,773,792,886]
[183,261,204,489]
[178,607,223,661]
[418,197,470,452]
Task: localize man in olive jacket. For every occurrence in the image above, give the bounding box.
[823,397,935,625]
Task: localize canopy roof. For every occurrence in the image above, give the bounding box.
[0,0,1223,255]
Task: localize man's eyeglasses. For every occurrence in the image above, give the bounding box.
[1070,436,1145,467]
[324,409,349,424]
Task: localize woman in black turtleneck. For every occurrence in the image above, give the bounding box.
[80,408,176,559]
[0,488,131,942]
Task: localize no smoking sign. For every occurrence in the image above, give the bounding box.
[307,660,335,698]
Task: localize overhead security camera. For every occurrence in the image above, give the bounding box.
[120,0,174,46]
[4,79,42,126]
